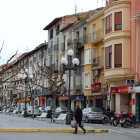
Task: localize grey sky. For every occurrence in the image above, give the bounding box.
[0,0,106,65]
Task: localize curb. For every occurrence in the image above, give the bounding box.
[0,129,109,133]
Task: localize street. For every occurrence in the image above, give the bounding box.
[0,114,140,140]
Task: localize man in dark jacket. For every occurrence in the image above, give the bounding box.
[74,104,86,134]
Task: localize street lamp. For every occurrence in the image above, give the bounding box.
[61,50,79,125]
[18,69,33,117]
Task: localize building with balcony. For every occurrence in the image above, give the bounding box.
[104,0,132,113]
[85,9,106,108]
[130,0,140,120]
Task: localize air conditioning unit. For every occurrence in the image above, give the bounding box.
[61,85,66,94]
[94,70,100,76]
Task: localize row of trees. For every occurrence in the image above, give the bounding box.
[0,43,65,119]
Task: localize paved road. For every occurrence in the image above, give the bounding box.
[0,113,140,140]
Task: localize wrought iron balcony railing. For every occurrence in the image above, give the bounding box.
[93,56,104,68]
[76,34,91,48]
[92,29,104,43]
[67,38,73,46]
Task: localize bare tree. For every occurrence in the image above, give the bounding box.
[37,60,65,118]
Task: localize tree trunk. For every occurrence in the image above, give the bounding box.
[52,93,56,118]
[18,99,21,114]
[0,100,2,111]
[32,98,34,119]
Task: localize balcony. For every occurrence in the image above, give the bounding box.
[61,42,65,51]
[67,38,73,46]
[93,56,104,70]
[54,44,59,52]
[92,29,104,43]
[48,47,53,55]
[76,34,91,48]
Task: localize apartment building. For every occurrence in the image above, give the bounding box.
[43,12,93,110]
[130,0,140,120]
[85,9,106,108]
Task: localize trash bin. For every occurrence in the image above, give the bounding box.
[66,113,71,125]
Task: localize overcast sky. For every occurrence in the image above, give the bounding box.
[0,0,106,65]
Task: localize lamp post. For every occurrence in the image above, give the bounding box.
[61,50,79,124]
[18,69,33,117]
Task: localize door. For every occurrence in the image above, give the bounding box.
[82,108,87,120]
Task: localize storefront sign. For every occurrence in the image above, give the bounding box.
[94,95,107,99]
[71,95,85,101]
[117,85,133,93]
[58,95,68,101]
[22,98,30,102]
[110,87,117,94]
[88,96,94,100]
[126,79,135,85]
[91,82,101,91]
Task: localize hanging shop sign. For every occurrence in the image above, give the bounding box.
[94,95,107,99]
[91,82,101,91]
[126,79,135,85]
[58,95,68,101]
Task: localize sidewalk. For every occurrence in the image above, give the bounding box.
[0,113,108,133]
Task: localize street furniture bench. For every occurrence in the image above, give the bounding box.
[36,112,47,118]
[52,114,67,124]
[13,110,16,114]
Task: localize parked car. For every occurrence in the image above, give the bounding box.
[44,106,51,112]
[82,107,103,123]
[26,106,40,117]
[38,106,45,114]
[55,107,74,119]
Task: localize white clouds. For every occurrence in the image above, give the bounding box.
[0,0,106,64]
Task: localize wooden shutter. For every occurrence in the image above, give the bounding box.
[105,47,109,69]
[115,12,122,25]
[109,14,112,32]
[105,16,108,34]
[114,44,122,68]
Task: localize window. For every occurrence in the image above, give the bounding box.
[76,31,79,43]
[106,14,112,34]
[39,54,41,60]
[68,76,73,88]
[33,57,36,63]
[57,38,59,49]
[30,60,32,66]
[85,49,90,64]
[56,24,60,35]
[105,46,112,69]
[50,29,53,39]
[115,12,122,31]
[114,44,122,68]
[85,73,90,89]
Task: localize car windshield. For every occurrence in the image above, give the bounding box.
[91,108,102,112]
[27,106,38,110]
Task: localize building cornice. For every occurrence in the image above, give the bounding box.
[86,10,104,23]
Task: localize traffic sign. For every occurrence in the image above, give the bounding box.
[107,91,110,100]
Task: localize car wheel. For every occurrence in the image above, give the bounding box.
[85,117,89,123]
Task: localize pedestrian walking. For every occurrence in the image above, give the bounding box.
[73,104,86,134]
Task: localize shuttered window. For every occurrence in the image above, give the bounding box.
[85,73,90,89]
[106,14,112,34]
[114,44,122,68]
[115,12,122,31]
[85,49,90,64]
[105,46,112,69]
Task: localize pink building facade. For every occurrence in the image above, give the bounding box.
[130,0,140,120]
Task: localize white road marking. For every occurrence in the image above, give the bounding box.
[108,129,125,133]
[115,129,138,134]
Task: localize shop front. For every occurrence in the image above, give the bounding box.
[58,95,68,108]
[71,95,86,112]
[22,98,30,106]
[88,95,107,108]
[110,85,133,113]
